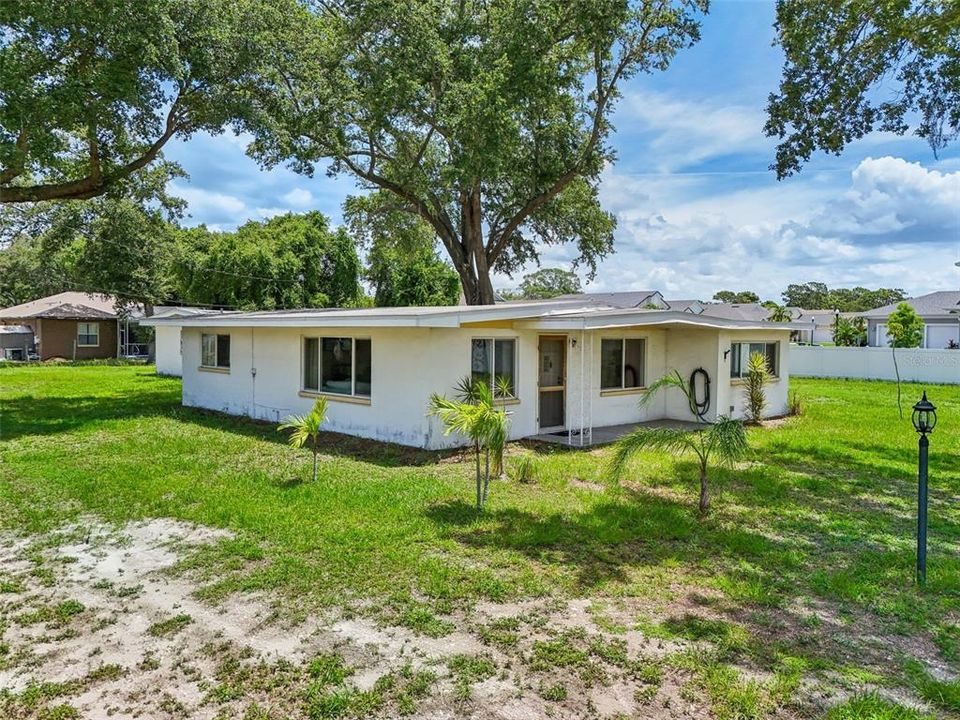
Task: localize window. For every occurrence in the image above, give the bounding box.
[201,333,231,369]
[77,322,99,347]
[302,337,371,397]
[730,342,778,378]
[471,338,516,396]
[600,338,645,390]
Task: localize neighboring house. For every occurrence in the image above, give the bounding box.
[0,292,145,360]
[144,298,801,450]
[0,325,35,360]
[152,306,218,377]
[790,310,864,345]
[861,291,960,349]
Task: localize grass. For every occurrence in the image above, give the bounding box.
[1,365,959,716]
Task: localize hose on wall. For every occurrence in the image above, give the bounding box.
[688,368,711,420]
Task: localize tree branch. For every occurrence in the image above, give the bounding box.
[0,97,186,204]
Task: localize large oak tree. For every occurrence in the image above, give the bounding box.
[766,0,959,178]
[244,0,707,304]
[0,0,275,203]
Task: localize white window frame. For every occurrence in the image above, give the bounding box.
[76,322,100,347]
[600,337,647,391]
[200,332,231,369]
[471,337,518,398]
[730,341,779,379]
[301,336,371,398]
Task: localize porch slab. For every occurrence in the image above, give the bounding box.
[527,419,703,448]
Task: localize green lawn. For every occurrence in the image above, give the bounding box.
[1,365,958,718]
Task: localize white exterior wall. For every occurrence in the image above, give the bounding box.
[154,325,183,376]
[791,345,960,384]
[716,329,792,420]
[178,323,794,449]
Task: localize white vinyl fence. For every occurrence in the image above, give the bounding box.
[791,345,960,385]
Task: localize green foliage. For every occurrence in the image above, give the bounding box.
[505,268,582,300]
[429,380,510,509]
[833,315,867,347]
[174,212,362,310]
[609,370,748,515]
[780,282,907,312]
[146,614,192,637]
[904,659,960,713]
[713,290,759,304]
[0,0,276,203]
[887,303,924,348]
[446,654,496,701]
[744,352,770,423]
[345,192,460,307]
[242,0,706,302]
[279,398,328,482]
[507,454,538,484]
[825,693,935,720]
[767,1,959,178]
[766,304,793,322]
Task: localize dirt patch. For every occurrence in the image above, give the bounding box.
[0,517,948,719]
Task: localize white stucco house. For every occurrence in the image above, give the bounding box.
[143,298,801,449]
[151,306,218,377]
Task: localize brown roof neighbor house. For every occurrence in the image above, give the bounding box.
[0,292,142,361]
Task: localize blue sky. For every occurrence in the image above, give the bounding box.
[163,0,960,301]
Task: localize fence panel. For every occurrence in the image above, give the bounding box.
[791,345,960,384]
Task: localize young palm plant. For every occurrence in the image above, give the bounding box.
[744,352,770,423]
[607,371,748,516]
[278,397,328,482]
[430,379,510,510]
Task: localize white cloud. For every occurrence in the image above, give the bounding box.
[615,90,772,171]
[575,156,960,299]
[281,188,314,208]
[170,183,248,225]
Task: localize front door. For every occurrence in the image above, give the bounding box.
[538,336,566,431]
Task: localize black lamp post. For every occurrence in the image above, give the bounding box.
[911,391,937,586]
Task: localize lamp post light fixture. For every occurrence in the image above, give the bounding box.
[911,391,937,586]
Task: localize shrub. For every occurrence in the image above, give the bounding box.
[507,454,537,484]
[744,352,770,423]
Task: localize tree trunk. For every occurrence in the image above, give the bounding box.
[457,189,498,305]
[698,466,710,516]
[483,448,490,505]
[312,447,319,483]
[474,440,482,509]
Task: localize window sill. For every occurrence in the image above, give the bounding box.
[299,390,371,406]
[77,344,100,348]
[600,386,647,397]
[495,397,520,406]
[198,366,230,374]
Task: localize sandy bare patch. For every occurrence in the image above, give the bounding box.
[0,516,949,719]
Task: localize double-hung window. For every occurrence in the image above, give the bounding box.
[77,322,99,347]
[471,338,516,397]
[201,333,231,369]
[600,338,645,390]
[303,337,371,397]
[730,342,778,378]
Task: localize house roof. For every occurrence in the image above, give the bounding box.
[0,325,33,335]
[697,303,772,322]
[860,291,960,319]
[143,298,806,332]
[556,291,664,308]
[0,292,139,320]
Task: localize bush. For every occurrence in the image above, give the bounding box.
[744,352,770,423]
[507,454,537,484]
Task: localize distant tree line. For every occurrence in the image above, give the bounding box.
[710,283,907,312]
[0,189,460,312]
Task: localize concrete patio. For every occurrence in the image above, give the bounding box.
[527,419,704,448]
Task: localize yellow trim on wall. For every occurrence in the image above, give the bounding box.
[298,390,372,406]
